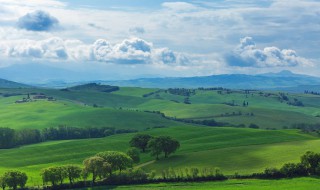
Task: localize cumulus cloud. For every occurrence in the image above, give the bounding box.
[17,10,59,31]
[0,37,187,65]
[0,37,68,60]
[226,37,312,67]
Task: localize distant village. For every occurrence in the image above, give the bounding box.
[15,93,56,103]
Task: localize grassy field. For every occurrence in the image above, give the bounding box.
[82,177,320,190]
[0,126,318,186]
[0,86,320,188]
[0,95,181,130]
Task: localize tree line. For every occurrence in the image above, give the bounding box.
[0,126,137,149]
[2,150,320,190]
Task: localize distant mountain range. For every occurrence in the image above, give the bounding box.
[0,63,320,91]
[101,70,320,90]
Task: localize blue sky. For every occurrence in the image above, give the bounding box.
[0,0,319,82]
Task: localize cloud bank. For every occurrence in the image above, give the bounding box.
[17,10,59,31]
[0,37,187,65]
[226,37,311,68]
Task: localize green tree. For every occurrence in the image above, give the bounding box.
[41,166,67,186]
[0,128,16,148]
[83,156,105,184]
[64,165,82,185]
[3,171,27,190]
[148,137,163,160]
[160,136,180,158]
[301,151,320,174]
[126,148,140,163]
[148,136,180,159]
[0,176,6,190]
[96,151,133,173]
[129,134,153,152]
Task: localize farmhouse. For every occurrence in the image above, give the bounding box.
[33,95,47,99]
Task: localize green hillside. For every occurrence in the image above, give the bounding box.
[0,86,320,188]
[0,126,318,185]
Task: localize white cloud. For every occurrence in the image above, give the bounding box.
[226,37,312,67]
[0,37,68,60]
[0,37,188,65]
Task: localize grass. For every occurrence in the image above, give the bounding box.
[0,97,181,130]
[0,126,317,185]
[81,177,320,190]
[0,87,320,188]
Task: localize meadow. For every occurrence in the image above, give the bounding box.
[0,85,320,188]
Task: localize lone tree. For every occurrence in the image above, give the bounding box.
[129,134,153,152]
[148,136,180,159]
[95,151,133,174]
[3,170,27,190]
[83,156,105,184]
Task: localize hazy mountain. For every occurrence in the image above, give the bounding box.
[0,64,83,84]
[0,78,30,88]
[103,71,320,89]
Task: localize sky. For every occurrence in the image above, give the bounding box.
[0,0,319,82]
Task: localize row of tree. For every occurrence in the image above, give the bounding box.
[2,151,320,189]
[0,126,137,149]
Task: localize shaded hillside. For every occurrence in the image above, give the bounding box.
[64,83,119,93]
[0,78,30,88]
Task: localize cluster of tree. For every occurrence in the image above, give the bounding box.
[184,97,191,104]
[130,134,180,159]
[290,123,320,135]
[0,171,27,190]
[0,126,137,149]
[279,92,289,101]
[63,83,120,93]
[253,151,320,179]
[242,101,249,107]
[166,88,195,97]
[278,93,304,107]
[248,123,260,129]
[83,151,134,184]
[0,128,41,149]
[287,98,304,107]
[220,112,254,117]
[304,90,320,96]
[198,87,226,91]
[41,165,82,186]
[142,90,163,98]
[1,93,23,97]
